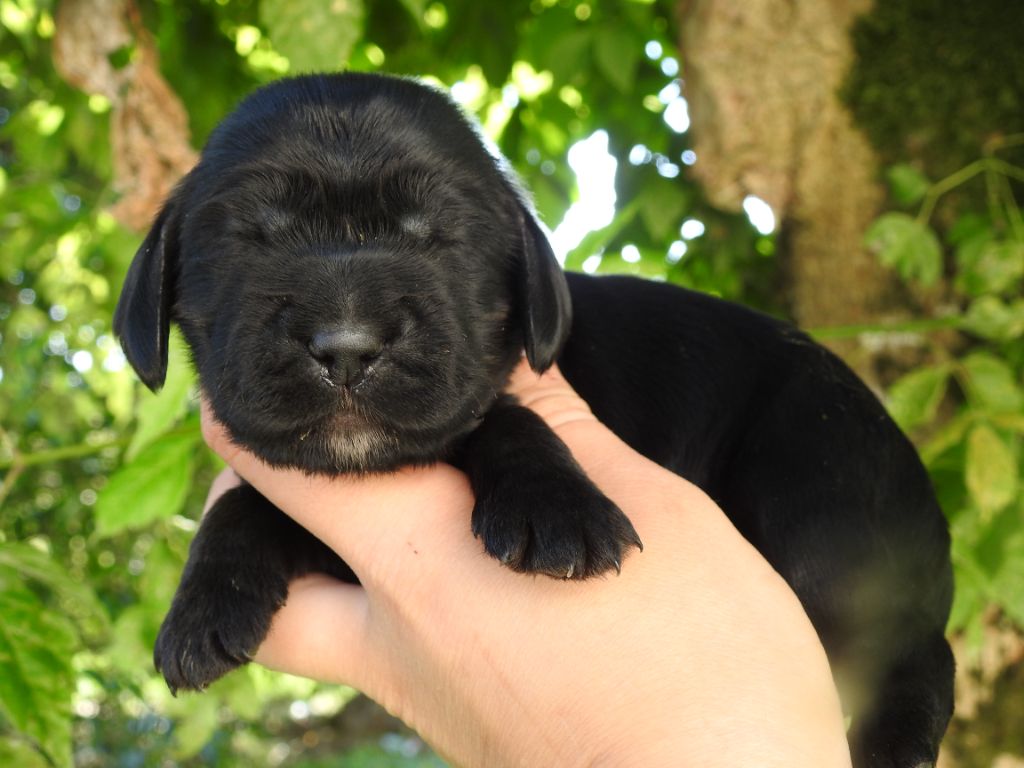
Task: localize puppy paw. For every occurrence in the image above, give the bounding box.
[154,564,287,693]
[472,470,642,579]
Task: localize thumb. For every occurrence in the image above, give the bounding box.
[507,360,600,432]
[507,360,670,506]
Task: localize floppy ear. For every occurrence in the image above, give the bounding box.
[516,209,572,372]
[113,199,180,392]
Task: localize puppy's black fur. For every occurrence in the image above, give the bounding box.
[115,73,953,768]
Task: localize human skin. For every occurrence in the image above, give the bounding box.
[199,361,852,768]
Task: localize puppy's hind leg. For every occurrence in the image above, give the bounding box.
[847,631,955,768]
[154,482,354,693]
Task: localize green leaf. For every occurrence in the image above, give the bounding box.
[94,429,200,538]
[964,424,1018,515]
[593,27,639,93]
[864,212,943,286]
[946,212,991,246]
[103,606,152,676]
[991,412,1024,433]
[171,691,220,757]
[962,295,1024,341]
[0,738,50,768]
[990,521,1024,627]
[0,585,76,768]
[126,328,195,460]
[955,233,1024,296]
[959,352,1024,413]
[886,164,930,206]
[538,29,591,86]
[921,411,972,465]
[947,535,990,635]
[396,0,426,24]
[0,544,109,644]
[638,183,689,242]
[884,364,950,430]
[214,670,266,721]
[972,502,1023,578]
[104,542,188,675]
[260,0,365,72]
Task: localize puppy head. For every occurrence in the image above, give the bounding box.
[114,73,571,472]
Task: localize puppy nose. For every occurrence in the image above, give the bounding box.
[307,325,384,385]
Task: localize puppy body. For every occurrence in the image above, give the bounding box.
[115,73,953,768]
[560,274,953,765]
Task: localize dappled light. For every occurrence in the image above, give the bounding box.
[550,129,617,261]
[743,195,776,235]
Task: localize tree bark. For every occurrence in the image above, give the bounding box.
[54,0,196,231]
[678,0,897,378]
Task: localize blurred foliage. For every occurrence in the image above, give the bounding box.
[0,0,1021,766]
[864,138,1024,657]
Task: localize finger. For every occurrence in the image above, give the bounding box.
[203,466,242,515]
[253,574,374,690]
[507,360,598,430]
[508,360,669,502]
[200,398,245,466]
[200,397,478,574]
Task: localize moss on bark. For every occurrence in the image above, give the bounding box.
[843,0,1024,177]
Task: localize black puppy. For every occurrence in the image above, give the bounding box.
[114,73,953,768]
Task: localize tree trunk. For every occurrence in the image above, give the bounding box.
[678,0,897,379]
[53,0,196,232]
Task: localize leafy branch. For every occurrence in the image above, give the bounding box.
[867,141,1024,656]
[917,155,1024,227]
[0,425,199,507]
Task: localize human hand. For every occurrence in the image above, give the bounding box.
[201,360,851,768]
